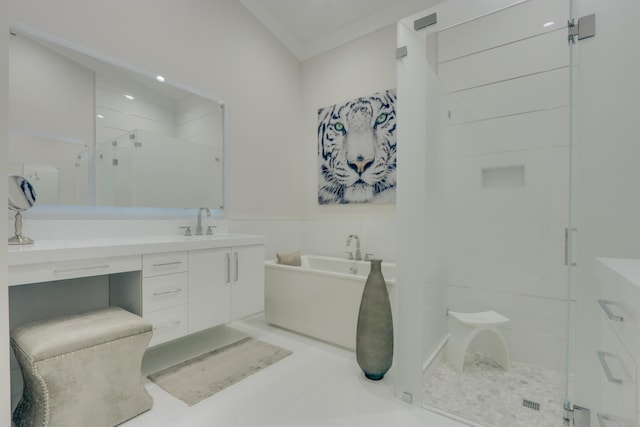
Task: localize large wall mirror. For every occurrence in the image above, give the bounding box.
[8,28,224,210]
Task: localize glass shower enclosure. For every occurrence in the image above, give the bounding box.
[396,0,640,425]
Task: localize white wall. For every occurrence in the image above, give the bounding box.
[301,25,397,260]
[1,0,11,422]
[232,25,399,261]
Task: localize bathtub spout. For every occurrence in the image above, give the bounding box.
[346,234,362,261]
[350,261,358,275]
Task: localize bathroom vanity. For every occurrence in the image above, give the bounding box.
[595,258,640,425]
[7,234,265,347]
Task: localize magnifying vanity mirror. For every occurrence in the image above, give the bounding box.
[8,175,36,245]
[8,28,224,210]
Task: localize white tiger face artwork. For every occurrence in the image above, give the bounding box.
[317,89,396,205]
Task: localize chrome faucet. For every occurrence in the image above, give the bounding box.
[196,207,211,235]
[346,234,362,261]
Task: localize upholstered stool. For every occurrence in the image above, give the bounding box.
[11,306,153,427]
[446,310,510,373]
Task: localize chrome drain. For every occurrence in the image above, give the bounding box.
[522,399,540,411]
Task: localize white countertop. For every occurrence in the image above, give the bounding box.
[597,258,640,321]
[597,257,640,289]
[8,234,265,266]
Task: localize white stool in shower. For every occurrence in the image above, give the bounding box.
[446,310,510,372]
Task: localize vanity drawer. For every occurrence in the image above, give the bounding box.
[145,305,189,347]
[142,252,188,277]
[597,311,637,427]
[143,272,188,313]
[9,255,142,285]
[599,284,640,357]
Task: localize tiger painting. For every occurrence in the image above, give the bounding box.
[317,89,397,204]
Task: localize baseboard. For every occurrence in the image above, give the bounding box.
[422,333,449,379]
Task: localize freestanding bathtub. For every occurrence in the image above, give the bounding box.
[264,255,396,350]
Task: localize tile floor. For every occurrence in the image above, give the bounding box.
[423,351,565,427]
[122,315,468,427]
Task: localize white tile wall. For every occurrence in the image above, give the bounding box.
[440,0,571,371]
[445,67,569,125]
[439,29,568,93]
[437,0,569,63]
[444,107,569,158]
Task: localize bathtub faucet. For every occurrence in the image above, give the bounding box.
[346,234,362,261]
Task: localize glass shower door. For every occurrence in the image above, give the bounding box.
[397,1,575,425]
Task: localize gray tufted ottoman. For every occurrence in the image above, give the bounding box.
[11,306,153,427]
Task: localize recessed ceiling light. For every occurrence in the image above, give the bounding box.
[124,94,135,100]
[543,21,555,28]
[96,114,104,119]
[156,75,165,82]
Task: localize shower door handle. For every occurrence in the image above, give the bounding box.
[564,227,577,266]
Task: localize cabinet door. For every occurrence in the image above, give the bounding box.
[231,245,265,320]
[188,248,230,333]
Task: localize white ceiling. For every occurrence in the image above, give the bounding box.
[239,0,445,61]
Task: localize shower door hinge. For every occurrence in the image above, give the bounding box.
[568,14,596,44]
[414,12,438,31]
[564,402,591,426]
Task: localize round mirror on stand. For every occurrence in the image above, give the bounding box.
[8,175,36,245]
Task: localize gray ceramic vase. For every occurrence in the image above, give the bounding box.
[356,259,393,380]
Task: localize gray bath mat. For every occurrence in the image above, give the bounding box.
[148,337,292,406]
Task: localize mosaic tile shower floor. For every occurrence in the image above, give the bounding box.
[423,351,565,427]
